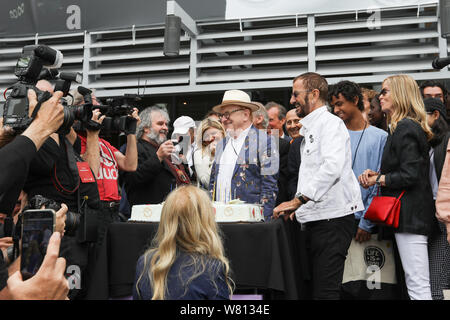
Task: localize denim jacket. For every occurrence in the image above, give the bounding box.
[209,125,279,220]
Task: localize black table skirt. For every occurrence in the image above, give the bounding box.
[86,217,310,300]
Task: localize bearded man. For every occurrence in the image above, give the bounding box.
[122,106,190,206]
[273,73,363,300]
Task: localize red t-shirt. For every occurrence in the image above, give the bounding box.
[79,135,121,201]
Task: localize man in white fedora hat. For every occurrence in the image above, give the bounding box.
[213,89,259,132]
[209,90,279,220]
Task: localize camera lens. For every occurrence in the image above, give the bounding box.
[64,211,80,236]
[56,106,74,135]
[72,105,93,123]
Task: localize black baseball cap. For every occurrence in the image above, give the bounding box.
[423,97,447,118]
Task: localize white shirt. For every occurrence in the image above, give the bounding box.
[186,142,197,176]
[215,124,251,202]
[295,106,363,223]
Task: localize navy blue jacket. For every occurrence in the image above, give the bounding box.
[133,251,230,300]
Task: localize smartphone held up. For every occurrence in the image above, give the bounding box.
[20,209,55,280]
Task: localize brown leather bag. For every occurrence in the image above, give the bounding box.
[436,138,450,223]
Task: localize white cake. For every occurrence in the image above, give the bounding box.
[129,200,264,223]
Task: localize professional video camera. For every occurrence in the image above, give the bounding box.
[99,94,141,134]
[2,44,92,135]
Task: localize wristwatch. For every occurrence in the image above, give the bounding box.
[375,174,382,186]
[295,192,308,205]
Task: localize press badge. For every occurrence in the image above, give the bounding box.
[76,162,95,183]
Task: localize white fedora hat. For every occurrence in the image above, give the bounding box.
[212,90,259,113]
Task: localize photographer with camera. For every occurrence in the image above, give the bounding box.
[22,80,100,300]
[0,88,70,299]
[0,44,98,299]
[71,89,139,254]
[0,88,64,216]
[122,106,191,207]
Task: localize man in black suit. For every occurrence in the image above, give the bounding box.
[252,102,290,205]
[122,107,190,206]
[286,109,304,199]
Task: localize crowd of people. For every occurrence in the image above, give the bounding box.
[0,71,449,300]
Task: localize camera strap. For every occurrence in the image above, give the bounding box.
[84,119,102,132]
[30,90,52,120]
[51,137,80,195]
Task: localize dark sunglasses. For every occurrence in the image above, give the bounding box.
[291,90,310,99]
[379,88,390,97]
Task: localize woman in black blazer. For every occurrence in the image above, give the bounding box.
[359,75,435,300]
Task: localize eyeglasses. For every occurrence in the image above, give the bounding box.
[291,90,311,99]
[220,108,244,119]
[379,88,390,97]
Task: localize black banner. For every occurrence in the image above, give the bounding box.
[0,0,225,38]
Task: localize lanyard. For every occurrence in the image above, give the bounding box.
[352,122,367,169]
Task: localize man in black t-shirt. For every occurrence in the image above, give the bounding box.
[23,81,101,300]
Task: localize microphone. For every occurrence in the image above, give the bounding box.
[432,56,450,69]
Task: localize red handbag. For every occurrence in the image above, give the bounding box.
[365,189,405,228]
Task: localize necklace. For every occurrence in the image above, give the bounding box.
[230,138,239,156]
[352,121,367,169]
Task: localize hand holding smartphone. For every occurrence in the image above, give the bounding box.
[20,209,55,280]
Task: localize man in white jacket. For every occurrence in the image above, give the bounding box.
[274,72,363,300]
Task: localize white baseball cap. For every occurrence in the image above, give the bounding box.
[172,116,196,135]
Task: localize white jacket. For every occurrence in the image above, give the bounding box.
[295,106,363,223]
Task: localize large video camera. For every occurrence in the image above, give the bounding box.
[2,44,92,135]
[100,94,141,134]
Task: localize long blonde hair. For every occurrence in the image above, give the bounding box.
[196,118,226,157]
[135,185,234,300]
[383,75,433,140]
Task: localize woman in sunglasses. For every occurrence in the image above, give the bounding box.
[359,74,435,300]
[193,119,226,190]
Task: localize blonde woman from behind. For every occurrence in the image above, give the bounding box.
[132,185,234,300]
[193,119,226,190]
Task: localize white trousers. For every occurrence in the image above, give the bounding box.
[395,233,432,300]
